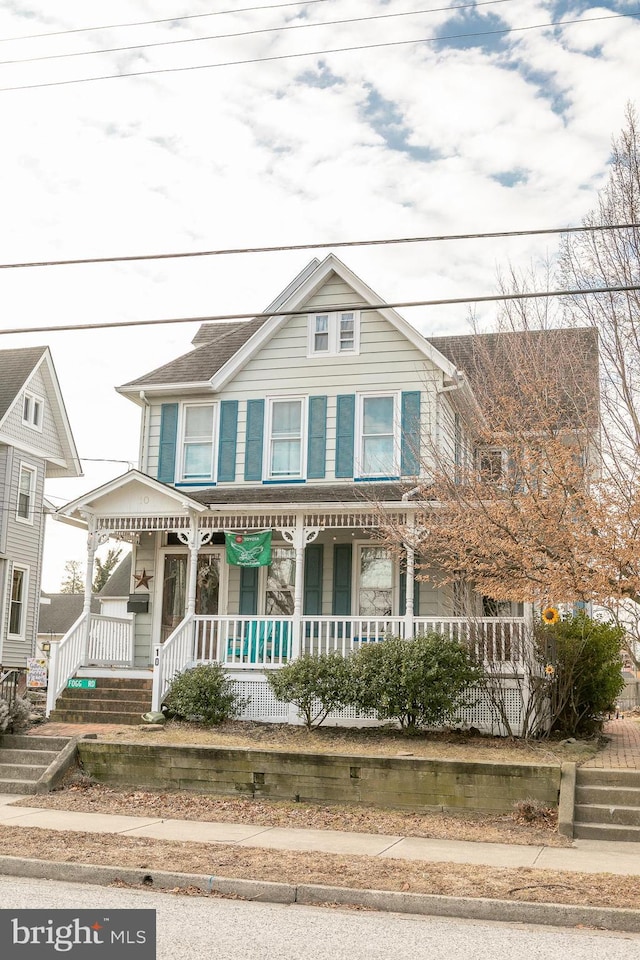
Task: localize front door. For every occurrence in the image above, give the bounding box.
[160,551,222,643]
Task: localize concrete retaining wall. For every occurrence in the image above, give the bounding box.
[77,741,561,814]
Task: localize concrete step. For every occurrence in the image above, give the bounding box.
[0,778,40,795]
[575,803,640,827]
[0,735,71,752]
[573,821,640,841]
[48,709,146,726]
[576,769,640,788]
[0,748,59,765]
[0,762,46,781]
[576,784,640,806]
[52,697,151,713]
[62,687,152,702]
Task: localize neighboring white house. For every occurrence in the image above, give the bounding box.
[50,255,598,730]
[0,347,81,671]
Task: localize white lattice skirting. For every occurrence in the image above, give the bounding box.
[231,676,526,736]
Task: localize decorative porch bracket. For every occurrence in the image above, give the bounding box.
[177,513,214,616]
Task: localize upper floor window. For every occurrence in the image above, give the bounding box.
[16,464,36,523]
[358,393,399,477]
[22,391,43,431]
[180,403,216,481]
[478,448,505,481]
[9,565,28,637]
[267,398,305,479]
[308,312,360,356]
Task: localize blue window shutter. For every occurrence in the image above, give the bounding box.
[239,567,258,615]
[307,396,327,479]
[332,543,352,615]
[218,401,238,482]
[335,395,355,479]
[157,403,178,483]
[244,399,265,481]
[401,391,421,477]
[303,543,324,615]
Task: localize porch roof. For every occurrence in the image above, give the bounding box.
[190,481,429,507]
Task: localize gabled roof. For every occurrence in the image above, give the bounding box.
[38,593,99,635]
[117,255,459,398]
[98,553,132,598]
[0,346,81,477]
[58,468,207,520]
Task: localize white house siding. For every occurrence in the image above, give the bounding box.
[0,445,8,554]
[0,449,46,666]
[2,365,66,467]
[145,274,444,483]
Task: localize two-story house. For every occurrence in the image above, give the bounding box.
[50,256,595,731]
[0,347,81,672]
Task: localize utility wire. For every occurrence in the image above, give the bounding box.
[0,12,635,93]
[0,223,637,271]
[0,1,513,67]
[0,0,333,44]
[0,284,637,337]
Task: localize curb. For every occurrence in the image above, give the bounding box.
[1,856,640,932]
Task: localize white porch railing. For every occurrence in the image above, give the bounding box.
[151,614,528,711]
[45,612,135,716]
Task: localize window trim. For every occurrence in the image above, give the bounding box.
[16,463,37,525]
[176,401,218,484]
[307,311,360,357]
[264,396,307,481]
[355,391,401,479]
[8,563,29,638]
[22,391,44,432]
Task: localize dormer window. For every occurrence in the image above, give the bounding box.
[308,312,360,356]
[22,391,43,431]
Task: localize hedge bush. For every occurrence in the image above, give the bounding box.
[267,651,353,729]
[164,664,247,726]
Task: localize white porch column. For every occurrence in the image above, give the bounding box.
[281,517,322,662]
[80,513,103,664]
[404,543,415,640]
[179,511,213,618]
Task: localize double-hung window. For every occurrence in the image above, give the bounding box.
[358,393,399,478]
[9,565,28,637]
[308,312,359,356]
[22,391,43,431]
[16,464,36,523]
[267,398,304,479]
[180,403,215,482]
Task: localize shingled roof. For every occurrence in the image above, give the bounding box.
[189,481,424,507]
[0,346,48,422]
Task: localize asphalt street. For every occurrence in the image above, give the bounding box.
[1,875,639,960]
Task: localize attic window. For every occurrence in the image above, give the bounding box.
[22,391,44,431]
[308,312,360,356]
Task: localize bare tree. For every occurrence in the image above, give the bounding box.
[60,560,84,594]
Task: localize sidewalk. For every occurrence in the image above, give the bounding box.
[2,792,640,877]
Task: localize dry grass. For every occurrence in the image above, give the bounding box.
[0,825,636,910]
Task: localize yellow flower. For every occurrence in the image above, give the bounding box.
[542,606,560,625]
[545,664,555,677]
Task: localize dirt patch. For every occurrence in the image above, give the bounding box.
[15,780,568,847]
[0,825,635,909]
[55,719,598,765]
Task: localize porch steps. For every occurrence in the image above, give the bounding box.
[49,677,153,726]
[0,735,72,795]
[574,768,640,841]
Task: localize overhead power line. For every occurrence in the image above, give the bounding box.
[0,223,637,271]
[0,12,635,93]
[0,1,513,67]
[1,284,637,337]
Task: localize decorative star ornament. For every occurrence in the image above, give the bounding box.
[134,569,153,589]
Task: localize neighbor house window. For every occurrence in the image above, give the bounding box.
[16,464,36,523]
[308,312,360,356]
[22,391,43,431]
[358,393,399,477]
[180,403,215,481]
[478,448,505,481]
[9,565,28,636]
[267,398,304,479]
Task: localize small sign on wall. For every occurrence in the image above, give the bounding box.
[26,658,48,689]
[67,678,97,690]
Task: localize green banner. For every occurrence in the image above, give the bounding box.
[225,531,272,567]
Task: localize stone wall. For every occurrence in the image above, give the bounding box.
[77,741,561,814]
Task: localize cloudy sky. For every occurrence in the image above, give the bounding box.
[0,0,637,589]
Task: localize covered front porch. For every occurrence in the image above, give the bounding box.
[48,471,530,729]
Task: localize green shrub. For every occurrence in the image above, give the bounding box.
[351,634,483,732]
[267,652,353,729]
[164,664,247,726]
[538,613,625,737]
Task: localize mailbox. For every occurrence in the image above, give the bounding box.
[127,594,149,614]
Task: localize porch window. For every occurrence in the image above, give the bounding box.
[181,403,215,481]
[9,565,28,636]
[358,546,393,617]
[268,399,304,479]
[359,394,398,477]
[266,547,295,615]
[16,464,36,523]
